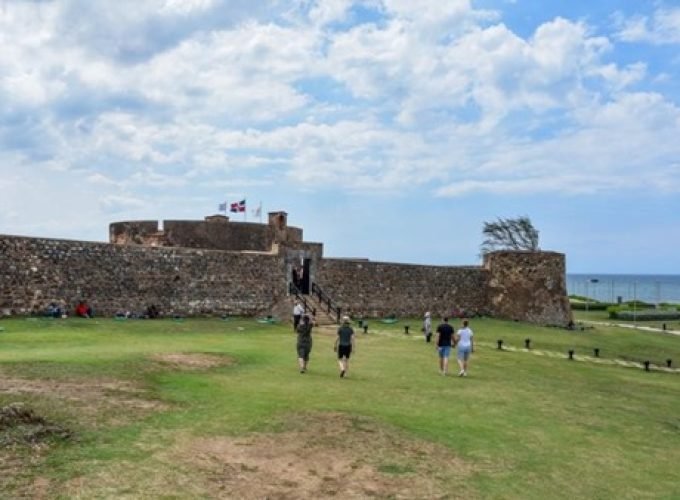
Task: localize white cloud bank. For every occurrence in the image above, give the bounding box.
[0,0,679,239]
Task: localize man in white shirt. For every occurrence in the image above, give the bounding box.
[454,320,474,377]
[292,301,304,331]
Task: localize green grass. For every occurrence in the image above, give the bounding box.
[1,316,679,499]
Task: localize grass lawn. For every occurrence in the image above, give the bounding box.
[1,316,679,499]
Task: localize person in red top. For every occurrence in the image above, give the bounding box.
[75,300,92,318]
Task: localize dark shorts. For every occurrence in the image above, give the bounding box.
[297,343,311,361]
[337,344,352,359]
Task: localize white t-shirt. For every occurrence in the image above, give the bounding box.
[293,304,304,316]
[457,327,473,348]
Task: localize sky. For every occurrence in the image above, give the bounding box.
[1,0,679,274]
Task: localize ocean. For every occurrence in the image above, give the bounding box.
[566,274,680,304]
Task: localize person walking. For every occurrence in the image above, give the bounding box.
[455,320,474,377]
[334,315,355,378]
[423,311,432,343]
[435,317,454,375]
[296,314,313,373]
[292,300,304,332]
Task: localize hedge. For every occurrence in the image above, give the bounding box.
[612,310,680,321]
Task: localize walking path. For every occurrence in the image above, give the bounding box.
[581,320,680,337]
[353,325,679,374]
[475,341,679,374]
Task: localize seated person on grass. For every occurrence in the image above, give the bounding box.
[75,300,93,318]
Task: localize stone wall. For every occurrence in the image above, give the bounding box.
[316,259,489,318]
[0,229,572,326]
[0,235,285,317]
[485,251,572,326]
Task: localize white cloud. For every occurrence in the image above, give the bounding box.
[99,194,148,214]
[160,0,217,15]
[0,0,679,246]
[615,7,680,45]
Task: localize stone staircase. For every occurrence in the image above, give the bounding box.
[306,293,339,326]
[288,282,341,327]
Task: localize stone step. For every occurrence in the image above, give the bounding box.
[305,296,339,326]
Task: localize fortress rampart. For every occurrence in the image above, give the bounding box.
[109,212,302,251]
[317,260,489,318]
[0,212,572,325]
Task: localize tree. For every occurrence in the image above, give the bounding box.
[481,216,539,254]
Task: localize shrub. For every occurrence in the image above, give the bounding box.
[570,301,611,311]
[612,310,680,321]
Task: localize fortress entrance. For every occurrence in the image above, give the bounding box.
[301,258,311,294]
[290,258,311,295]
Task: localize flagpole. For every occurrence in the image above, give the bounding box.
[244,199,247,222]
[259,201,262,223]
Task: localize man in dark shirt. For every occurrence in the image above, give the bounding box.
[334,315,355,378]
[435,317,454,375]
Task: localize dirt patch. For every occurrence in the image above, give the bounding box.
[171,413,474,499]
[0,376,167,426]
[0,403,72,446]
[0,403,71,498]
[150,352,234,370]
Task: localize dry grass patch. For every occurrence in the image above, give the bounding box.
[0,403,73,500]
[168,413,475,499]
[149,352,235,370]
[0,375,167,427]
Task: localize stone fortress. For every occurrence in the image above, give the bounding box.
[0,211,572,325]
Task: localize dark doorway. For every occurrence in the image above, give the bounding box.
[301,258,311,294]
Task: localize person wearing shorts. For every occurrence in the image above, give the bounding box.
[296,315,313,373]
[435,317,454,375]
[455,320,474,377]
[334,315,355,378]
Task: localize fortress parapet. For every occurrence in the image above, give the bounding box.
[110,211,303,252]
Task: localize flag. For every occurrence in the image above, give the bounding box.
[252,202,261,218]
[218,202,227,212]
[230,199,246,212]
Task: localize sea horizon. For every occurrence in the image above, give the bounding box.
[566,273,680,304]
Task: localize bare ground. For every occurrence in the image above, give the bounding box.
[149,352,235,370]
[166,412,476,499]
[0,376,166,426]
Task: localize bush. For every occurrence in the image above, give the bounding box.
[570,301,612,311]
[622,300,655,309]
[612,310,680,321]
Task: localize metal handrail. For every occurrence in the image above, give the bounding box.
[289,282,316,317]
[311,282,341,323]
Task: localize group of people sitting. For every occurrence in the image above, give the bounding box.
[44,300,92,318]
[44,301,161,320]
[115,304,161,319]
